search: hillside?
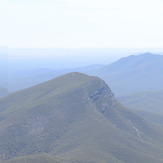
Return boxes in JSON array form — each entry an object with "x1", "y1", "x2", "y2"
[
  {"x1": 97, "y1": 53, "x2": 163, "y2": 96},
  {"x1": 135, "y1": 110, "x2": 163, "y2": 125},
  {"x1": 0, "y1": 72, "x2": 163, "y2": 163},
  {"x1": 0, "y1": 87, "x2": 8, "y2": 97},
  {"x1": 118, "y1": 90, "x2": 163, "y2": 114}
]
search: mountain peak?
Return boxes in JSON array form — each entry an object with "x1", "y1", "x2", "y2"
[
  {"x1": 136, "y1": 52, "x2": 163, "y2": 60},
  {"x1": 98, "y1": 52, "x2": 163, "y2": 95},
  {"x1": 137, "y1": 52, "x2": 158, "y2": 58},
  {"x1": 139, "y1": 52, "x2": 152, "y2": 56}
]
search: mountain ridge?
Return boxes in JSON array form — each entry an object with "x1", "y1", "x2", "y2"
[
  {"x1": 97, "y1": 53, "x2": 163, "y2": 95},
  {"x1": 0, "y1": 72, "x2": 163, "y2": 163},
  {"x1": 2, "y1": 52, "x2": 163, "y2": 96},
  {"x1": 118, "y1": 90, "x2": 163, "y2": 115}
]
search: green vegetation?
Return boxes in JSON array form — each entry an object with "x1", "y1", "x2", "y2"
[
  {"x1": 0, "y1": 72, "x2": 163, "y2": 163},
  {"x1": 135, "y1": 110, "x2": 163, "y2": 125},
  {"x1": 118, "y1": 91, "x2": 163, "y2": 114},
  {"x1": 118, "y1": 91, "x2": 163, "y2": 125}
]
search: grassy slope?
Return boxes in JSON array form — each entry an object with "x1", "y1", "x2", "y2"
[
  {"x1": 134, "y1": 110, "x2": 163, "y2": 125},
  {"x1": 118, "y1": 91, "x2": 163, "y2": 114},
  {"x1": 2, "y1": 154, "x2": 68, "y2": 163},
  {"x1": 0, "y1": 72, "x2": 163, "y2": 163}
]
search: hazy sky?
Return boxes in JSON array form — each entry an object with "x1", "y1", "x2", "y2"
[{"x1": 1, "y1": 0, "x2": 163, "y2": 48}]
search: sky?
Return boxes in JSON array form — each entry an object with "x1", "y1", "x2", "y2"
[{"x1": 1, "y1": 0, "x2": 163, "y2": 48}]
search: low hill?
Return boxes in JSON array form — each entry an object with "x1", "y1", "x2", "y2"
[
  {"x1": 0, "y1": 87, "x2": 8, "y2": 97},
  {"x1": 118, "y1": 90, "x2": 163, "y2": 114},
  {"x1": 134, "y1": 110, "x2": 163, "y2": 125},
  {"x1": 0, "y1": 72, "x2": 163, "y2": 163}
]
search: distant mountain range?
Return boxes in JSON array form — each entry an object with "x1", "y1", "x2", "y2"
[
  {"x1": 0, "y1": 73, "x2": 163, "y2": 163},
  {"x1": 1, "y1": 52, "x2": 163, "y2": 97},
  {"x1": 6, "y1": 64, "x2": 105, "y2": 92},
  {"x1": 97, "y1": 52, "x2": 163, "y2": 95}
]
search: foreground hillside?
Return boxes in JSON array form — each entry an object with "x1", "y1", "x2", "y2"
[{"x1": 0, "y1": 72, "x2": 163, "y2": 163}]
